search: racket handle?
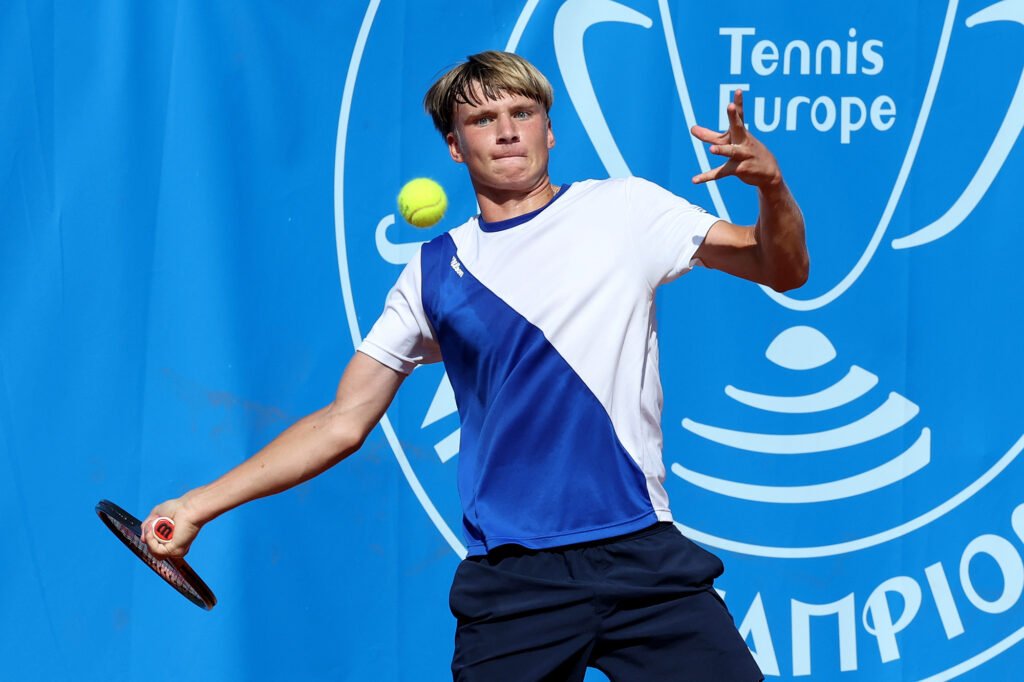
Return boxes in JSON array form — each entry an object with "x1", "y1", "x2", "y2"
[{"x1": 152, "y1": 517, "x2": 175, "y2": 543}]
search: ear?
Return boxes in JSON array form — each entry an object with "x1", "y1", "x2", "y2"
[
  {"x1": 547, "y1": 118, "x2": 555, "y2": 150},
  {"x1": 447, "y1": 130, "x2": 464, "y2": 164}
]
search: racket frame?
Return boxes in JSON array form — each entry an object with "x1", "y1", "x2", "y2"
[{"x1": 96, "y1": 499, "x2": 217, "y2": 610}]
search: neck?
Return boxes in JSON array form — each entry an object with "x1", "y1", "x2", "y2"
[{"x1": 475, "y1": 176, "x2": 558, "y2": 223}]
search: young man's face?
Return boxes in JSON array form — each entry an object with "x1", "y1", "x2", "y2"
[{"x1": 446, "y1": 87, "x2": 555, "y2": 194}]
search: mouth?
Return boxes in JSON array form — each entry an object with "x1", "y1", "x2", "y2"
[{"x1": 492, "y1": 148, "x2": 527, "y2": 159}]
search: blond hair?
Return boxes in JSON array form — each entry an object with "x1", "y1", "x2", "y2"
[{"x1": 424, "y1": 51, "x2": 554, "y2": 137}]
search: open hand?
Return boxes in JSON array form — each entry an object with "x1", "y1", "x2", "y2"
[{"x1": 691, "y1": 89, "x2": 782, "y2": 188}]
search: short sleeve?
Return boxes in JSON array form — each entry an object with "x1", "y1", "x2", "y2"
[
  {"x1": 624, "y1": 176, "x2": 721, "y2": 287},
  {"x1": 357, "y1": 248, "x2": 442, "y2": 374}
]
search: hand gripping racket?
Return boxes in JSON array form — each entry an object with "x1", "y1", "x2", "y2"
[{"x1": 95, "y1": 499, "x2": 217, "y2": 610}]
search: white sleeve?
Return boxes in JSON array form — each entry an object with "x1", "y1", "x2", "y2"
[
  {"x1": 624, "y1": 176, "x2": 721, "y2": 287},
  {"x1": 357, "y1": 248, "x2": 442, "y2": 374}
]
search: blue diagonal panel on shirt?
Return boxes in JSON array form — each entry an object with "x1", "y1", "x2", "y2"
[{"x1": 420, "y1": 234, "x2": 658, "y2": 555}]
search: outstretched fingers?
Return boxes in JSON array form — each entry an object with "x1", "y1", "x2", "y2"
[
  {"x1": 728, "y1": 90, "x2": 748, "y2": 142},
  {"x1": 693, "y1": 159, "x2": 738, "y2": 185},
  {"x1": 690, "y1": 124, "x2": 729, "y2": 145},
  {"x1": 690, "y1": 89, "x2": 758, "y2": 184},
  {"x1": 709, "y1": 142, "x2": 742, "y2": 158}
]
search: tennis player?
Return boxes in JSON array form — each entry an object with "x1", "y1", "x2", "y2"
[{"x1": 145, "y1": 51, "x2": 807, "y2": 681}]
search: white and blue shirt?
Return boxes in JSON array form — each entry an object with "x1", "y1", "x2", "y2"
[{"x1": 358, "y1": 177, "x2": 720, "y2": 556}]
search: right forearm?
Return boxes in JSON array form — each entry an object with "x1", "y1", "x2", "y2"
[
  {"x1": 180, "y1": 405, "x2": 360, "y2": 525},
  {"x1": 143, "y1": 353, "x2": 405, "y2": 559}
]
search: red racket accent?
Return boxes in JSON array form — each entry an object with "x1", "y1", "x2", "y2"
[{"x1": 153, "y1": 517, "x2": 175, "y2": 542}]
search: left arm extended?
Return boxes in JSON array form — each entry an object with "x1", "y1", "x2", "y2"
[{"x1": 690, "y1": 90, "x2": 809, "y2": 292}]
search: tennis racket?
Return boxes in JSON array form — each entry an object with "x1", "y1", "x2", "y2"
[{"x1": 95, "y1": 499, "x2": 217, "y2": 610}]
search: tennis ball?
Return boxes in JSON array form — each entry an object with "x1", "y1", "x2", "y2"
[{"x1": 398, "y1": 177, "x2": 447, "y2": 228}]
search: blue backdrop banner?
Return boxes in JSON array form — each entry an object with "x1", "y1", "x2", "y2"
[{"x1": 3, "y1": 1, "x2": 1023, "y2": 680}]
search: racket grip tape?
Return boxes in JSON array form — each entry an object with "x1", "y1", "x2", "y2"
[{"x1": 152, "y1": 517, "x2": 175, "y2": 542}]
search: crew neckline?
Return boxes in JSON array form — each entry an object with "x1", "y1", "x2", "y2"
[{"x1": 477, "y1": 183, "x2": 572, "y2": 233}]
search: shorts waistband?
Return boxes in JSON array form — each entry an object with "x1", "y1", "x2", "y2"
[{"x1": 476, "y1": 522, "x2": 676, "y2": 561}]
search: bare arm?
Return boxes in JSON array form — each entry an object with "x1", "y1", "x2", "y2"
[
  {"x1": 690, "y1": 90, "x2": 809, "y2": 292},
  {"x1": 143, "y1": 351, "x2": 406, "y2": 558}
]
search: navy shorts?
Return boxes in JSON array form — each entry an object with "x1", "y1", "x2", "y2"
[{"x1": 449, "y1": 522, "x2": 762, "y2": 681}]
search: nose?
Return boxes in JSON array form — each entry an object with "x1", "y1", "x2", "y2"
[{"x1": 496, "y1": 114, "x2": 519, "y2": 144}]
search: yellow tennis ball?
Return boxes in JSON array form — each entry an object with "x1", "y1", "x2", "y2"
[{"x1": 398, "y1": 178, "x2": 447, "y2": 228}]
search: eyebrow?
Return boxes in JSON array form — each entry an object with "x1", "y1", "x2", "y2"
[{"x1": 460, "y1": 99, "x2": 540, "y2": 119}]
